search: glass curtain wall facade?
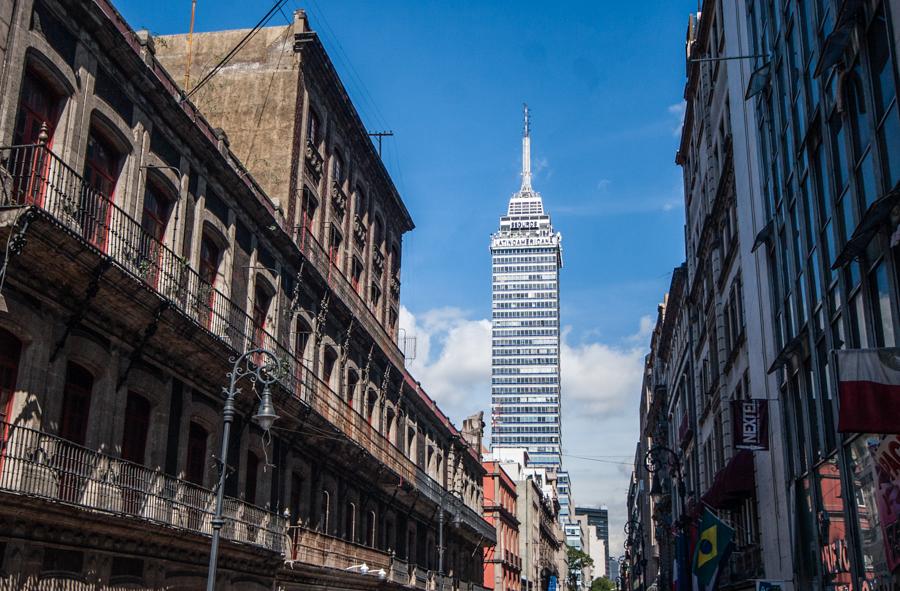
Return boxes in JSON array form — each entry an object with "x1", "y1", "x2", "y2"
[{"x1": 747, "y1": 0, "x2": 900, "y2": 588}]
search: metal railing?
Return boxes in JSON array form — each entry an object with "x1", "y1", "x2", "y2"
[
  {"x1": 0, "y1": 421, "x2": 285, "y2": 553},
  {"x1": 0, "y1": 144, "x2": 493, "y2": 541}
]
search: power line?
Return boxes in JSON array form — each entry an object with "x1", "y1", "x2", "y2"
[
  {"x1": 184, "y1": 0, "x2": 290, "y2": 101},
  {"x1": 561, "y1": 453, "x2": 634, "y2": 467}
]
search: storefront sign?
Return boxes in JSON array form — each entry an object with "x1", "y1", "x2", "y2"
[
  {"x1": 756, "y1": 582, "x2": 783, "y2": 591},
  {"x1": 872, "y1": 434, "x2": 900, "y2": 571},
  {"x1": 732, "y1": 399, "x2": 769, "y2": 450}
]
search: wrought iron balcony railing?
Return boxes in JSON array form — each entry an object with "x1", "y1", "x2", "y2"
[
  {"x1": 0, "y1": 421, "x2": 284, "y2": 553},
  {"x1": 0, "y1": 144, "x2": 494, "y2": 542}
]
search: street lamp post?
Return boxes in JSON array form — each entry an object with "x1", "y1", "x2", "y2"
[
  {"x1": 206, "y1": 348, "x2": 281, "y2": 591},
  {"x1": 644, "y1": 446, "x2": 686, "y2": 520},
  {"x1": 644, "y1": 446, "x2": 687, "y2": 591}
]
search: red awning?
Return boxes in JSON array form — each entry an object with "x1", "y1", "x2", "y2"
[{"x1": 701, "y1": 450, "x2": 755, "y2": 509}]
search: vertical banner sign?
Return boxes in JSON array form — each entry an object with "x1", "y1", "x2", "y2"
[{"x1": 732, "y1": 399, "x2": 769, "y2": 450}]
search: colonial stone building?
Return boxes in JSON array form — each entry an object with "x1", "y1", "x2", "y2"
[{"x1": 0, "y1": 0, "x2": 494, "y2": 590}]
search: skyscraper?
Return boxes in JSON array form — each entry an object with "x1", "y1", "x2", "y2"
[{"x1": 490, "y1": 106, "x2": 570, "y2": 519}]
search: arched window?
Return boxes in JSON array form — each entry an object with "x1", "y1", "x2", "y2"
[
  {"x1": 372, "y1": 217, "x2": 383, "y2": 250},
  {"x1": 385, "y1": 407, "x2": 396, "y2": 443},
  {"x1": 332, "y1": 152, "x2": 344, "y2": 185},
  {"x1": 322, "y1": 347, "x2": 338, "y2": 389},
  {"x1": 289, "y1": 471, "x2": 304, "y2": 525},
  {"x1": 406, "y1": 526, "x2": 416, "y2": 562},
  {"x1": 185, "y1": 421, "x2": 208, "y2": 485},
  {"x1": 308, "y1": 111, "x2": 320, "y2": 146},
  {"x1": 141, "y1": 180, "x2": 173, "y2": 243},
  {"x1": 346, "y1": 370, "x2": 358, "y2": 409},
  {"x1": 320, "y1": 489, "x2": 331, "y2": 533},
  {"x1": 355, "y1": 188, "x2": 367, "y2": 217},
  {"x1": 60, "y1": 362, "x2": 93, "y2": 445},
  {"x1": 140, "y1": 179, "x2": 175, "y2": 287},
  {"x1": 299, "y1": 187, "x2": 318, "y2": 242},
  {"x1": 12, "y1": 69, "x2": 64, "y2": 206},
  {"x1": 14, "y1": 69, "x2": 63, "y2": 146},
  {"x1": 121, "y1": 391, "x2": 150, "y2": 464},
  {"x1": 295, "y1": 319, "x2": 312, "y2": 362},
  {"x1": 390, "y1": 243, "x2": 401, "y2": 276},
  {"x1": 384, "y1": 517, "x2": 395, "y2": 553},
  {"x1": 82, "y1": 129, "x2": 121, "y2": 251},
  {"x1": 344, "y1": 501, "x2": 356, "y2": 541},
  {"x1": 198, "y1": 232, "x2": 222, "y2": 328},
  {"x1": 366, "y1": 390, "x2": 378, "y2": 427},
  {"x1": 252, "y1": 282, "x2": 272, "y2": 351},
  {"x1": 407, "y1": 426, "x2": 416, "y2": 458},
  {"x1": 245, "y1": 450, "x2": 259, "y2": 504},
  {"x1": 365, "y1": 509, "x2": 376, "y2": 547}
]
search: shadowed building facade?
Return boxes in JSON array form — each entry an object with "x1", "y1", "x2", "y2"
[{"x1": 0, "y1": 1, "x2": 494, "y2": 589}]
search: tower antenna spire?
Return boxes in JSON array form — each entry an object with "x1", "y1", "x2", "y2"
[{"x1": 521, "y1": 103, "x2": 532, "y2": 192}]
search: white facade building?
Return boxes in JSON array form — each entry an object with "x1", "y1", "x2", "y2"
[{"x1": 490, "y1": 107, "x2": 572, "y2": 522}]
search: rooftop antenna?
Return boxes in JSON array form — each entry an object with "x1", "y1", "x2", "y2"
[
  {"x1": 184, "y1": 0, "x2": 198, "y2": 90},
  {"x1": 398, "y1": 328, "x2": 417, "y2": 361},
  {"x1": 368, "y1": 131, "x2": 394, "y2": 158},
  {"x1": 520, "y1": 103, "x2": 532, "y2": 192}
]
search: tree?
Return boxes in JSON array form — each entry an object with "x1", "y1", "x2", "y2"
[
  {"x1": 566, "y1": 544, "x2": 594, "y2": 588},
  {"x1": 590, "y1": 577, "x2": 615, "y2": 591}
]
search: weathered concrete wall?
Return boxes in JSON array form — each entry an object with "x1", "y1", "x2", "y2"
[{"x1": 156, "y1": 24, "x2": 300, "y2": 210}]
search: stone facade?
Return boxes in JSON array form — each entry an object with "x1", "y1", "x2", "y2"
[{"x1": 0, "y1": 0, "x2": 493, "y2": 590}]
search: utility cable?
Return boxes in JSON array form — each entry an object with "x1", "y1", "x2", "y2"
[{"x1": 184, "y1": 0, "x2": 290, "y2": 101}]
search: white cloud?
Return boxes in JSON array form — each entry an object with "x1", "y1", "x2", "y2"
[
  {"x1": 668, "y1": 100, "x2": 686, "y2": 137},
  {"x1": 560, "y1": 328, "x2": 645, "y2": 418},
  {"x1": 399, "y1": 306, "x2": 492, "y2": 421},
  {"x1": 400, "y1": 305, "x2": 653, "y2": 556}
]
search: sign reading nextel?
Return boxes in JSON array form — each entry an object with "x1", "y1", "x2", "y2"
[{"x1": 732, "y1": 399, "x2": 769, "y2": 451}]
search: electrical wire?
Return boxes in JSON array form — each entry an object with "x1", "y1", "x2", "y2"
[
  {"x1": 560, "y1": 453, "x2": 634, "y2": 467},
  {"x1": 184, "y1": 0, "x2": 290, "y2": 101}
]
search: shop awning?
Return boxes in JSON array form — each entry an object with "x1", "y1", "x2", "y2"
[{"x1": 701, "y1": 450, "x2": 756, "y2": 509}]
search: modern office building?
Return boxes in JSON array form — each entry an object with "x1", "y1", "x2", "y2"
[
  {"x1": 490, "y1": 107, "x2": 568, "y2": 521},
  {"x1": 574, "y1": 506, "x2": 609, "y2": 569}
]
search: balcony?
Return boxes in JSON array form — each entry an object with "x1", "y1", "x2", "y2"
[
  {"x1": 0, "y1": 144, "x2": 494, "y2": 545},
  {"x1": 373, "y1": 249, "x2": 385, "y2": 276},
  {"x1": 353, "y1": 214, "x2": 367, "y2": 246},
  {"x1": 305, "y1": 138, "x2": 324, "y2": 181},
  {"x1": 390, "y1": 274, "x2": 401, "y2": 299},
  {"x1": 288, "y1": 525, "x2": 487, "y2": 590},
  {"x1": 331, "y1": 181, "x2": 348, "y2": 217},
  {"x1": 0, "y1": 421, "x2": 284, "y2": 553}
]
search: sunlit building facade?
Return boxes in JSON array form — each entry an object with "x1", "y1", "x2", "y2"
[{"x1": 489, "y1": 108, "x2": 563, "y2": 468}]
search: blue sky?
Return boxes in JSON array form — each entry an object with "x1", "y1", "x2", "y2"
[{"x1": 118, "y1": 0, "x2": 695, "y2": 556}]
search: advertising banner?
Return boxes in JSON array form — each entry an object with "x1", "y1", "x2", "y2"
[{"x1": 732, "y1": 399, "x2": 769, "y2": 451}]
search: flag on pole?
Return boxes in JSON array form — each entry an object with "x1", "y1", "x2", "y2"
[
  {"x1": 691, "y1": 508, "x2": 734, "y2": 591},
  {"x1": 836, "y1": 348, "x2": 900, "y2": 433}
]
